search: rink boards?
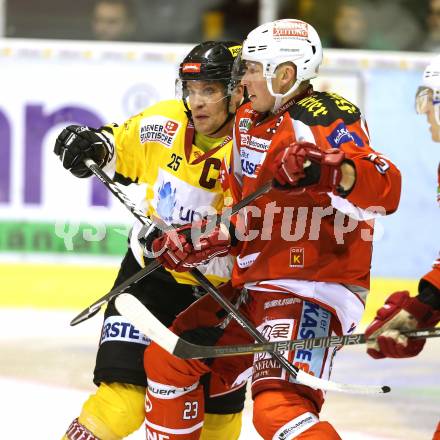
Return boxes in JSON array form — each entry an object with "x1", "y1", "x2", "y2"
[{"x1": 0, "y1": 261, "x2": 419, "y2": 326}]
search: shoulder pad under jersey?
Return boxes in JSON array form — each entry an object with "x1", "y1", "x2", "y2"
[
  {"x1": 140, "y1": 99, "x2": 187, "y2": 119},
  {"x1": 116, "y1": 99, "x2": 187, "y2": 134},
  {"x1": 289, "y1": 91, "x2": 361, "y2": 127}
]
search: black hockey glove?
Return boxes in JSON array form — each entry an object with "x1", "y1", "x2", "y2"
[
  {"x1": 54, "y1": 125, "x2": 114, "y2": 178},
  {"x1": 138, "y1": 223, "x2": 163, "y2": 259}
]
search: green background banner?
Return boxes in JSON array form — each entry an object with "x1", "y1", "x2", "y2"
[{"x1": 0, "y1": 221, "x2": 128, "y2": 255}]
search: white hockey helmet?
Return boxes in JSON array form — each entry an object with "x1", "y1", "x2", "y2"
[
  {"x1": 416, "y1": 55, "x2": 440, "y2": 124},
  {"x1": 235, "y1": 19, "x2": 323, "y2": 111}
]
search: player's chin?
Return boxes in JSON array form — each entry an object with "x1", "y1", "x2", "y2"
[
  {"x1": 249, "y1": 96, "x2": 269, "y2": 112},
  {"x1": 248, "y1": 97, "x2": 260, "y2": 110},
  {"x1": 193, "y1": 117, "x2": 211, "y2": 132}
]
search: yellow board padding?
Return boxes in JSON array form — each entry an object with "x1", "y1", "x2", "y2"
[
  {"x1": 363, "y1": 278, "x2": 419, "y2": 327},
  {"x1": 0, "y1": 263, "x2": 118, "y2": 309},
  {"x1": 0, "y1": 263, "x2": 419, "y2": 326}
]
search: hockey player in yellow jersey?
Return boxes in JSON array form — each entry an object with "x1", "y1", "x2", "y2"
[{"x1": 54, "y1": 41, "x2": 245, "y2": 440}]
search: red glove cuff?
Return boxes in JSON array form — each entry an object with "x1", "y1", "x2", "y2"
[{"x1": 404, "y1": 295, "x2": 438, "y2": 325}]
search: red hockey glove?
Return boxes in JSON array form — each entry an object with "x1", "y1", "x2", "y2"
[
  {"x1": 271, "y1": 141, "x2": 345, "y2": 194},
  {"x1": 151, "y1": 221, "x2": 231, "y2": 272},
  {"x1": 365, "y1": 291, "x2": 440, "y2": 359}
]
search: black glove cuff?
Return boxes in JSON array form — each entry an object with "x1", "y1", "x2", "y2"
[
  {"x1": 138, "y1": 224, "x2": 162, "y2": 254},
  {"x1": 418, "y1": 279, "x2": 440, "y2": 311},
  {"x1": 72, "y1": 167, "x2": 94, "y2": 178},
  {"x1": 228, "y1": 222, "x2": 239, "y2": 247}
]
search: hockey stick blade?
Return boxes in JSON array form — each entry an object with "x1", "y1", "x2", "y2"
[
  {"x1": 70, "y1": 259, "x2": 160, "y2": 326},
  {"x1": 115, "y1": 293, "x2": 180, "y2": 355},
  {"x1": 116, "y1": 293, "x2": 390, "y2": 395}
]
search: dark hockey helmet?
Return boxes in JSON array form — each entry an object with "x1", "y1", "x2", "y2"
[{"x1": 176, "y1": 41, "x2": 242, "y2": 104}]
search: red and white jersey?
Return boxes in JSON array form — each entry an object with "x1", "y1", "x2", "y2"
[
  {"x1": 228, "y1": 89, "x2": 402, "y2": 290},
  {"x1": 421, "y1": 162, "x2": 440, "y2": 290}
]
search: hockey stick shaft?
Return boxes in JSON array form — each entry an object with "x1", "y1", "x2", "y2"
[
  {"x1": 172, "y1": 327, "x2": 440, "y2": 359},
  {"x1": 115, "y1": 295, "x2": 439, "y2": 359},
  {"x1": 85, "y1": 159, "x2": 154, "y2": 227},
  {"x1": 116, "y1": 293, "x2": 391, "y2": 394},
  {"x1": 70, "y1": 161, "x2": 271, "y2": 326}
]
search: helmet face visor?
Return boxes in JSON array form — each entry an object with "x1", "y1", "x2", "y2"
[
  {"x1": 175, "y1": 79, "x2": 230, "y2": 106},
  {"x1": 415, "y1": 86, "x2": 433, "y2": 114},
  {"x1": 231, "y1": 51, "x2": 247, "y2": 85},
  {"x1": 233, "y1": 50, "x2": 277, "y2": 82}
]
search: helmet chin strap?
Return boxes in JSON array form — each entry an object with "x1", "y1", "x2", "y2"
[
  {"x1": 435, "y1": 102, "x2": 440, "y2": 126},
  {"x1": 267, "y1": 78, "x2": 302, "y2": 113},
  {"x1": 207, "y1": 111, "x2": 234, "y2": 136},
  {"x1": 210, "y1": 91, "x2": 247, "y2": 135}
]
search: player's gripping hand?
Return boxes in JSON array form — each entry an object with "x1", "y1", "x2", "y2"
[
  {"x1": 365, "y1": 291, "x2": 439, "y2": 359},
  {"x1": 54, "y1": 125, "x2": 114, "y2": 178},
  {"x1": 151, "y1": 220, "x2": 231, "y2": 272},
  {"x1": 271, "y1": 141, "x2": 345, "y2": 194}
]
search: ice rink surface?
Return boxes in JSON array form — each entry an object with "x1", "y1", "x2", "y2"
[{"x1": 1, "y1": 308, "x2": 439, "y2": 440}]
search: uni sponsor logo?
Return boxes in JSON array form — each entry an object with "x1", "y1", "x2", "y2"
[
  {"x1": 228, "y1": 45, "x2": 242, "y2": 57},
  {"x1": 326, "y1": 122, "x2": 364, "y2": 148},
  {"x1": 238, "y1": 117, "x2": 252, "y2": 132},
  {"x1": 164, "y1": 120, "x2": 179, "y2": 136},
  {"x1": 347, "y1": 322, "x2": 356, "y2": 333},
  {"x1": 146, "y1": 429, "x2": 170, "y2": 440},
  {"x1": 145, "y1": 394, "x2": 153, "y2": 413},
  {"x1": 364, "y1": 153, "x2": 390, "y2": 174},
  {"x1": 290, "y1": 247, "x2": 304, "y2": 267},
  {"x1": 254, "y1": 318, "x2": 295, "y2": 365},
  {"x1": 139, "y1": 118, "x2": 180, "y2": 147},
  {"x1": 240, "y1": 134, "x2": 250, "y2": 146},
  {"x1": 327, "y1": 92, "x2": 358, "y2": 114},
  {"x1": 100, "y1": 316, "x2": 150, "y2": 345},
  {"x1": 273, "y1": 21, "x2": 308, "y2": 38},
  {"x1": 182, "y1": 62, "x2": 201, "y2": 73},
  {"x1": 260, "y1": 321, "x2": 293, "y2": 341},
  {"x1": 264, "y1": 297, "x2": 301, "y2": 310},
  {"x1": 292, "y1": 302, "x2": 331, "y2": 377},
  {"x1": 277, "y1": 414, "x2": 316, "y2": 439},
  {"x1": 236, "y1": 252, "x2": 259, "y2": 268},
  {"x1": 240, "y1": 145, "x2": 267, "y2": 178},
  {"x1": 241, "y1": 161, "x2": 261, "y2": 177},
  {"x1": 248, "y1": 136, "x2": 271, "y2": 151},
  {"x1": 147, "y1": 381, "x2": 198, "y2": 399},
  {"x1": 297, "y1": 95, "x2": 329, "y2": 117}
]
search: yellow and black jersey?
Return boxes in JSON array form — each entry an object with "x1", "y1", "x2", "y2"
[{"x1": 103, "y1": 99, "x2": 233, "y2": 285}]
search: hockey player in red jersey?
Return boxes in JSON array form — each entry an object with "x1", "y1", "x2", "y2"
[
  {"x1": 365, "y1": 56, "x2": 440, "y2": 440},
  {"x1": 144, "y1": 19, "x2": 402, "y2": 439}
]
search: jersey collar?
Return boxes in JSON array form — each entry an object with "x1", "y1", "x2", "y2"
[{"x1": 184, "y1": 119, "x2": 231, "y2": 164}]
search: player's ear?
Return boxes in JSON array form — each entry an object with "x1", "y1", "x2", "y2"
[
  {"x1": 280, "y1": 63, "x2": 296, "y2": 85},
  {"x1": 274, "y1": 62, "x2": 296, "y2": 95}
]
